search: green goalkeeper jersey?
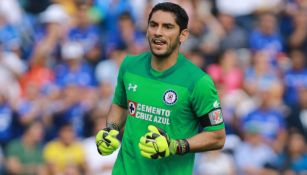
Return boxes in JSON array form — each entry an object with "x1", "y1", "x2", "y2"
[{"x1": 112, "y1": 52, "x2": 224, "y2": 175}]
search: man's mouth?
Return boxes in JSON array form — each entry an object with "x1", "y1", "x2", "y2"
[{"x1": 152, "y1": 38, "x2": 167, "y2": 46}]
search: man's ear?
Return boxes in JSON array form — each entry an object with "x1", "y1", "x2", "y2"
[{"x1": 179, "y1": 29, "x2": 189, "y2": 43}]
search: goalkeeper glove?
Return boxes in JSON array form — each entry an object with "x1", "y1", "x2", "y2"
[
  {"x1": 96, "y1": 123, "x2": 120, "y2": 156},
  {"x1": 138, "y1": 125, "x2": 190, "y2": 159}
]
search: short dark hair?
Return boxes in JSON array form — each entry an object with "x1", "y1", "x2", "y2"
[{"x1": 148, "y1": 2, "x2": 189, "y2": 32}]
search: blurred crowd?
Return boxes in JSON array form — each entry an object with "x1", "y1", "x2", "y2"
[{"x1": 0, "y1": 0, "x2": 306, "y2": 175}]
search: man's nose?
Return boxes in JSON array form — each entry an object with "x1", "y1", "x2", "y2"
[{"x1": 154, "y1": 26, "x2": 163, "y2": 36}]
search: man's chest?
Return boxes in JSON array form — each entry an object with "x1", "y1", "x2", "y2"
[{"x1": 123, "y1": 72, "x2": 191, "y2": 125}]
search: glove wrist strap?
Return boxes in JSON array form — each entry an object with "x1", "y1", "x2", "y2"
[
  {"x1": 170, "y1": 139, "x2": 190, "y2": 155},
  {"x1": 176, "y1": 139, "x2": 190, "y2": 155},
  {"x1": 106, "y1": 122, "x2": 120, "y2": 131}
]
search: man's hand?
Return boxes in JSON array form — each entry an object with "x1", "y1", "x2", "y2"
[
  {"x1": 96, "y1": 126, "x2": 120, "y2": 156},
  {"x1": 138, "y1": 125, "x2": 190, "y2": 159}
]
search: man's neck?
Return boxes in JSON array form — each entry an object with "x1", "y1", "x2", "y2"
[
  {"x1": 22, "y1": 135, "x2": 35, "y2": 149},
  {"x1": 151, "y1": 51, "x2": 179, "y2": 71}
]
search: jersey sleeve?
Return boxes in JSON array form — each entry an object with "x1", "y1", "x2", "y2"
[
  {"x1": 190, "y1": 74, "x2": 224, "y2": 131},
  {"x1": 112, "y1": 57, "x2": 128, "y2": 108},
  {"x1": 6, "y1": 140, "x2": 19, "y2": 158}
]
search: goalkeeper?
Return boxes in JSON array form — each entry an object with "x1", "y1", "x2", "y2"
[{"x1": 96, "y1": 2, "x2": 226, "y2": 175}]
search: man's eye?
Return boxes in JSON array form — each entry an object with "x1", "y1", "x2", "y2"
[
  {"x1": 149, "y1": 23, "x2": 157, "y2": 27},
  {"x1": 165, "y1": 25, "x2": 173, "y2": 29}
]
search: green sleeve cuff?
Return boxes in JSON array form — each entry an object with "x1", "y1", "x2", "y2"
[
  {"x1": 203, "y1": 123, "x2": 225, "y2": 131},
  {"x1": 112, "y1": 101, "x2": 127, "y2": 109}
]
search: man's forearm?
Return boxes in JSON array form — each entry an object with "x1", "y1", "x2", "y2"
[
  {"x1": 106, "y1": 104, "x2": 127, "y2": 131},
  {"x1": 186, "y1": 128, "x2": 226, "y2": 152}
]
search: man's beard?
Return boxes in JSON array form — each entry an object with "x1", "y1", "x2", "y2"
[{"x1": 149, "y1": 37, "x2": 180, "y2": 59}]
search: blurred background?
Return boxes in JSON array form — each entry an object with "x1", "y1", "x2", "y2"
[{"x1": 0, "y1": 0, "x2": 306, "y2": 174}]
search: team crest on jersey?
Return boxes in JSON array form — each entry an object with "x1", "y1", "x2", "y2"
[
  {"x1": 128, "y1": 100, "x2": 137, "y2": 116},
  {"x1": 163, "y1": 90, "x2": 177, "y2": 105}
]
